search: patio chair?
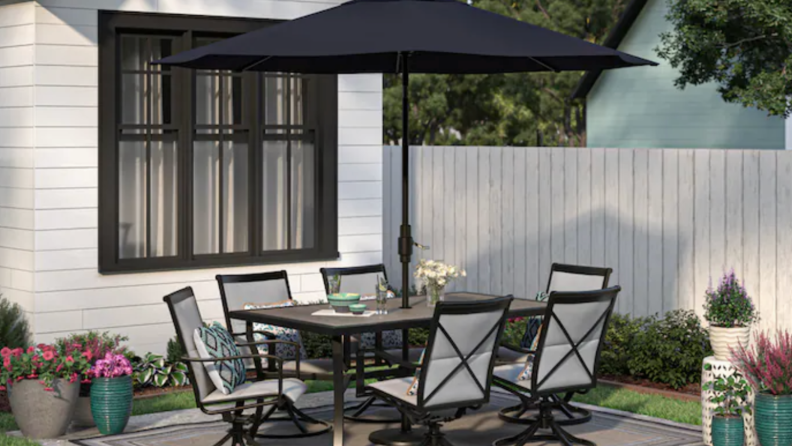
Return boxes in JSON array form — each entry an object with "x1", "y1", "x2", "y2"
[
  {"x1": 497, "y1": 263, "x2": 611, "y2": 426},
  {"x1": 365, "y1": 295, "x2": 513, "y2": 446},
  {"x1": 320, "y1": 264, "x2": 424, "y2": 423},
  {"x1": 216, "y1": 271, "x2": 333, "y2": 437},
  {"x1": 492, "y1": 287, "x2": 620, "y2": 446},
  {"x1": 163, "y1": 287, "x2": 320, "y2": 446}
]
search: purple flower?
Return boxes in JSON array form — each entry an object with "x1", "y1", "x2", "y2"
[{"x1": 90, "y1": 352, "x2": 132, "y2": 378}]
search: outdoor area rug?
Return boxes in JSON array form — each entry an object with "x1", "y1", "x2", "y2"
[{"x1": 71, "y1": 393, "x2": 704, "y2": 446}]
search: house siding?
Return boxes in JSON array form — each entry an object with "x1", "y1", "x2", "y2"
[
  {"x1": 1, "y1": 0, "x2": 383, "y2": 354},
  {"x1": 586, "y1": 0, "x2": 785, "y2": 149},
  {"x1": 0, "y1": 1, "x2": 36, "y2": 323}
]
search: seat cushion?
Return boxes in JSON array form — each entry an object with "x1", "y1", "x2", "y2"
[
  {"x1": 282, "y1": 358, "x2": 335, "y2": 377},
  {"x1": 384, "y1": 347, "x2": 425, "y2": 364},
  {"x1": 497, "y1": 346, "x2": 532, "y2": 364},
  {"x1": 203, "y1": 378, "x2": 306, "y2": 405},
  {"x1": 493, "y1": 363, "x2": 533, "y2": 391},
  {"x1": 367, "y1": 377, "x2": 418, "y2": 407},
  {"x1": 194, "y1": 322, "x2": 247, "y2": 395}
]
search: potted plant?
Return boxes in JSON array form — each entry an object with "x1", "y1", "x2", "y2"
[
  {"x1": 414, "y1": 259, "x2": 466, "y2": 307},
  {"x1": 56, "y1": 332, "x2": 128, "y2": 427},
  {"x1": 705, "y1": 366, "x2": 751, "y2": 446},
  {"x1": 703, "y1": 270, "x2": 758, "y2": 360},
  {"x1": 90, "y1": 352, "x2": 134, "y2": 435},
  {"x1": 0, "y1": 344, "x2": 90, "y2": 439},
  {"x1": 734, "y1": 331, "x2": 792, "y2": 446}
]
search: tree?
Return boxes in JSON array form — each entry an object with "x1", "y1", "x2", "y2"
[
  {"x1": 657, "y1": 0, "x2": 792, "y2": 118},
  {"x1": 382, "y1": 0, "x2": 628, "y2": 147}
]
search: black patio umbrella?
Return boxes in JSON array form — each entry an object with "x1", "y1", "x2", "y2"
[{"x1": 156, "y1": 0, "x2": 656, "y2": 312}]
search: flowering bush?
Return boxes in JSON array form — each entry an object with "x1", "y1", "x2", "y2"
[
  {"x1": 703, "y1": 270, "x2": 758, "y2": 328},
  {"x1": 56, "y1": 331, "x2": 128, "y2": 367},
  {"x1": 414, "y1": 259, "x2": 466, "y2": 290},
  {"x1": 89, "y1": 352, "x2": 132, "y2": 379},
  {"x1": 0, "y1": 344, "x2": 91, "y2": 391},
  {"x1": 734, "y1": 330, "x2": 792, "y2": 396}
]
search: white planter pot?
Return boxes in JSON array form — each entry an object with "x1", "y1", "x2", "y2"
[{"x1": 709, "y1": 326, "x2": 751, "y2": 361}]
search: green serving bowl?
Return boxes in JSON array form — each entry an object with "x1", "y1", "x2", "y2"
[
  {"x1": 349, "y1": 304, "x2": 367, "y2": 315},
  {"x1": 327, "y1": 293, "x2": 361, "y2": 313}
]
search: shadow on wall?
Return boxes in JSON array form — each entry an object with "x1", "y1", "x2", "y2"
[{"x1": 390, "y1": 205, "x2": 691, "y2": 319}]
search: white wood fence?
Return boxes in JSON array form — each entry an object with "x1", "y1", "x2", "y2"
[{"x1": 383, "y1": 146, "x2": 792, "y2": 333}]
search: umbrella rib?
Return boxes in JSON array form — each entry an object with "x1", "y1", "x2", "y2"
[
  {"x1": 241, "y1": 55, "x2": 274, "y2": 72},
  {"x1": 527, "y1": 56, "x2": 558, "y2": 72}
]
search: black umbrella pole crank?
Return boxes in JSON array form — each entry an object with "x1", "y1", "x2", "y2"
[{"x1": 399, "y1": 53, "x2": 412, "y2": 311}]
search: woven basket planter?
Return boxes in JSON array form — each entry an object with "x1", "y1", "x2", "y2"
[
  {"x1": 90, "y1": 376, "x2": 133, "y2": 435},
  {"x1": 709, "y1": 326, "x2": 750, "y2": 361}
]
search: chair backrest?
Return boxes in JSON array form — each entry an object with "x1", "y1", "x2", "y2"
[
  {"x1": 546, "y1": 263, "x2": 612, "y2": 293},
  {"x1": 320, "y1": 264, "x2": 388, "y2": 295},
  {"x1": 163, "y1": 287, "x2": 216, "y2": 404},
  {"x1": 216, "y1": 271, "x2": 293, "y2": 335},
  {"x1": 531, "y1": 286, "x2": 620, "y2": 395},
  {"x1": 417, "y1": 295, "x2": 513, "y2": 411}
]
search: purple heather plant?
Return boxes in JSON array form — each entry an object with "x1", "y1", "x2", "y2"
[
  {"x1": 733, "y1": 331, "x2": 792, "y2": 396},
  {"x1": 703, "y1": 269, "x2": 757, "y2": 328},
  {"x1": 89, "y1": 352, "x2": 133, "y2": 379}
]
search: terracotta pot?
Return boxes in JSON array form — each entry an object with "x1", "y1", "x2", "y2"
[
  {"x1": 8, "y1": 378, "x2": 79, "y2": 439},
  {"x1": 709, "y1": 326, "x2": 750, "y2": 361}
]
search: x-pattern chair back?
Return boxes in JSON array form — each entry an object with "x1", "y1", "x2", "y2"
[
  {"x1": 531, "y1": 287, "x2": 619, "y2": 395},
  {"x1": 418, "y1": 296, "x2": 512, "y2": 410}
]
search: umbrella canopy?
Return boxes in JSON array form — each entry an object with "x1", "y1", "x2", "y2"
[
  {"x1": 157, "y1": 0, "x2": 655, "y2": 74},
  {"x1": 156, "y1": 0, "x2": 656, "y2": 313}
]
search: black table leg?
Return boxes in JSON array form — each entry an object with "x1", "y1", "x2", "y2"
[{"x1": 332, "y1": 335, "x2": 345, "y2": 446}]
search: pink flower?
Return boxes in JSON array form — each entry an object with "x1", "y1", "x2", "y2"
[
  {"x1": 56, "y1": 364, "x2": 63, "y2": 372},
  {"x1": 11, "y1": 348, "x2": 22, "y2": 358},
  {"x1": 82, "y1": 351, "x2": 93, "y2": 361},
  {"x1": 26, "y1": 374, "x2": 37, "y2": 379},
  {"x1": 42, "y1": 351, "x2": 54, "y2": 361},
  {"x1": 26, "y1": 346, "x2": 34, "y2": 355},
  {"x1": 0, "y1": 347, "x2": 11, "y2": 357},
  {"x1": 43, "y1": 387, "x2": 53, "y2": 392},
  {"x1": 0, "y1": 385, "x2": 6, "y2": 391},
  {"x1": 65, "y1": 356, "x2": 74, "y2": 363}
]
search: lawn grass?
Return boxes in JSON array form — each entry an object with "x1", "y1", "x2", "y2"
[{"x1": 0, "y1": 382, "x2": 703, "y2": 445}]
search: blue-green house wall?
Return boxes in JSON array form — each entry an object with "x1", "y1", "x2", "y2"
[{"x1": 586, "y1": 0, "x2": 785, "y2": 149}]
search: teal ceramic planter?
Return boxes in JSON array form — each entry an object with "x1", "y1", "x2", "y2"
[
  {"x1": 755, "y1": 392, "x2": 792, "y2": 446},
  {"x1": 712, "y1": 416, "x2": 744, "y2": 446},
  {"x1": 90, "y1": 376, "x2": 133, "y2": 435}
]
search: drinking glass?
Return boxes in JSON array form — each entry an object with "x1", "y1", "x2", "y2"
[{"x1": 376, "y1": 288, "x2": 389, "y2": 315}]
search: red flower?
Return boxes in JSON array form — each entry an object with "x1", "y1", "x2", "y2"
[
  {"x1": 26, "y1": 374, "x2": 37, "y2": 379},
  {"x1": 3, "y1": 357, "x2": 10, "y2": 371},
  {"x1": 56, "y1": 364, "x2": 63, "y2": 372},
  {"x1": 26, "y1": 346, "x2": 34, "y2": 354},
  {"x1": 0, "y1": 347, "x2": 11, "y2": 357},
  {"x1": 31, "y1": 355, "x2": 39, "y2": 362},
  {"x1": 69, "y1": 374, "x2": 78, "y2": 383},
  {"x1": 43, "y1": 387, "x2": 53, "y2": 392},
  {"x1": 42, "y1": 351, "x2": 55, "y2": 361},
  {"x1": 11, "y1": 348, "x2": 22, "y2": 358},
  {"x1": 82, "y1": 351, "x2": 93, "y2": 361},
  {"x1": 16, "y1": 376, "x2": 23, "y2": 382},
  {"x1": 0, "y1": 385, "x2": 6, "y2": 391},
  {"x1": 65, "y1": 356, "x2": 74, "y2": 363}
]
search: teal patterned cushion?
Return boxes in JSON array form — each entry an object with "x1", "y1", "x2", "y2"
[
  {"x1": 244, "y1": 301, "x2": 307, "y2": 366},
  {"x1": 194, "y1": 322, "x2": 246, "y2": 395}
]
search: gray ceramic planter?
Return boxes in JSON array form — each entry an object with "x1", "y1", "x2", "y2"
[{"x1": 8, "y1": 378, "x2": 79, "y2": 439}]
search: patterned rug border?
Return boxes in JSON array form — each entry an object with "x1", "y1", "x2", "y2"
[{"x1": 69, "y1": 392, "x2": 702, "y2": 446}]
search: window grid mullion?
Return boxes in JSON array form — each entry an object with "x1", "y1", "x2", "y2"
[
  {"x1": 286, "y1": 75, "x2": 292, "y2": 250},
  {"x1": 218, "y1": 72, "x2": 225, "y2": 255},
  {"x1": 145, "y1": 37, "x2": 153, "y2": 258}
]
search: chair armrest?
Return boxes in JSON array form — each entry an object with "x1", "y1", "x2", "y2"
[
  {"x1": 360, "y1": 348, "x2": 419, "y2": 370},
  {"x1": 230, "y1": 330, "x2": 277, "y2": 339},
  {"x1": 235, "y1": 339, "x2": 300, "y2": 349},
  {"x1": 182, "y1": 353, "x2": 284, "y2": 366}
]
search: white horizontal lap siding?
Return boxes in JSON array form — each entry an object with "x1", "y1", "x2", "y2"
[
  {"x1": 0, "y1": 2, "x2": 35, "y2": 317},
  {"x1": 30, "y1": 2, "x2": 383, "y2": 352}
]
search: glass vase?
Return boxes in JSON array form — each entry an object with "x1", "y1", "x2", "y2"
[{"x1": 427, "y1": 284, "x2": 445, "y2": 307}]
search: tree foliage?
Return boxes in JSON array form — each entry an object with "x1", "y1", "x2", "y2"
[
  {"x1": 657, "y1": 0, "x2": 792, "y2": 117},
  {"x1": 383, "y1": 0, "x2": 628, "y2": 147}
]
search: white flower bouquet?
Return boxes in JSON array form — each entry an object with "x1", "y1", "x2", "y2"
[{"x1": 414, "y1": 259, "x2": 466, "y2": 306}]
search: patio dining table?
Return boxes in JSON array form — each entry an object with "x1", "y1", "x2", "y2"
[{"x1": 229, "y1": 292, "x2": 546, "y2": 446}]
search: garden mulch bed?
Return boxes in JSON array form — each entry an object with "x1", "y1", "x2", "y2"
[{"x1": 599, "y1": 375, "x2": 701, "y2": 403}]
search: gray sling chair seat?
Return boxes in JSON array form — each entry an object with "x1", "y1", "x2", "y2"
[
  {"x1": 163, "y1": 287, "x2": 318, "y2": 446},
  {"x1": 216, "y1": 271, "x2": 332, "y2": 438},
  {"x1": 497, "y1": 263, "x2": 611, "y2": 427},
  {"x1": 492, "y1": 287, "x2": 620, "y2": 446},
  {"x1": 320, "y1": 264, "x2": 425, "y2": 423},
  {"x1": 364, "y1": 295, "x2": 514, "y2": 446}
]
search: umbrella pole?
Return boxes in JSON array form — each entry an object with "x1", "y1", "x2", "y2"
[{"x1": 399, "y1": 54, "x2": 412, "y2": 310}]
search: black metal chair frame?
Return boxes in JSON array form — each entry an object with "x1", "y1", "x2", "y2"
[
  {"x1": 366, "y1": 296, "x2": 513, "y2": 446},
  {"x1": 164, "y1": 287, "x2": 329, "y2": 446},
  {"x1": 215, "y1": 273, "x2": 332, "y2": 438},
  {"x1": 320, "y1": 264, "x2": 415, "y2": 423},
  {"x1": 498, "y1": 263, "x2": 612, "y2": 427},
  {"x1": 493, "y1": 287, "x2": 619, "y2": 446}
]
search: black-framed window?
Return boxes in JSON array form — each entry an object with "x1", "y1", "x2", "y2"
[{"x1": 99, "y1": 12, "x2": 338, "y2": 273}]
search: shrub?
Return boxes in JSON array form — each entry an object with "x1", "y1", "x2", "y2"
[
  {"x1": 627, "y1": 310, "x2": 712, "y2": 389},
  {"x1": 300, "y1": 331, "x2": 333, "y2": 359},
  {"x1": 599, "y1": 313, "x2": 646, "y2": 377},
  {"x1": 55, "y1": 331, "x2": 128, "y2": 365},
  {"x1": 0, "y1": 296, "x2": 30, "y2": 350},
  {"x1": 166, "y1": 336, "x2": 186, "y2": 365},
  {"x1": 703, "y1": 270, "x2": 758, "y2": 328},
  {"x1": 734, "y1": 330, "x2": 792, "y2": 395}
]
